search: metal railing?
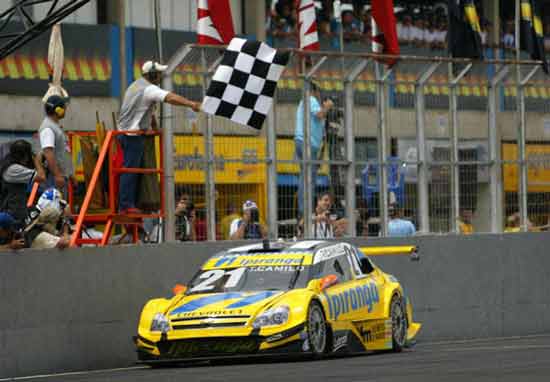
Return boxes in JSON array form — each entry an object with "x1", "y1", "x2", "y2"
[{"x1": 159, "y1": 44, "x2": 549, "y2": 241}]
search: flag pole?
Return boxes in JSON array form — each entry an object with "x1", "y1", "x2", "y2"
[{"x1": 515, "y1": 0, "x2": 528, "y2": 232}]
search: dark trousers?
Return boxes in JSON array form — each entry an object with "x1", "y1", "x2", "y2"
[{"x1": 118, "y1": 135, "x2": 144, "y2": 211}]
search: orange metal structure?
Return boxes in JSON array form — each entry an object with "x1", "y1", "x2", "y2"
[{"x1": 26, "y1": 130, "x2": 165, "y2": 247}]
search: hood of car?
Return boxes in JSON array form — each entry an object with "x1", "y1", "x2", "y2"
[{"x1": 167, "y1": 291, "x2": 284, "y2": 324}]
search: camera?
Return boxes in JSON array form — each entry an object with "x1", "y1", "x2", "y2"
[
  {"x1": 250, "y1": 208, "x2": 259, "y2": 224},
  {"x1": 185, "y1": 201, "x2": 195, "y2": 218}
]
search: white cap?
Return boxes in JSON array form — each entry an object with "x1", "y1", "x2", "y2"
[
  {"x1": 142, "y1": 61, "x2": 168, "y2": 75},
  {"x1": 242, "y1": 200, "x2": 258, "y2": 211}
]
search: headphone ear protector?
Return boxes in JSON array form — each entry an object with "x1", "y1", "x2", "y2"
[{"x1": 55, "y1": 106, "x2": 65, "y2": 118}]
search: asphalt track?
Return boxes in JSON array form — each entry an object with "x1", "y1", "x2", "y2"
[{"x1": 6, "y1": 335, "x2": 550, "y2": 382}]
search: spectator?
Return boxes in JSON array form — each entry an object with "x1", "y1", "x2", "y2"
[
  {"x1": 117, "y1": 61, "x2": 201, "y2": 215},
  {"x1": 502, "y1": 20, "x2": 515, "y2": 49},
  {"x1": 342, "y1": 9, "x2": 361, "y2": 42},
  {"x1": 175, "y1": 194, "x2": 196, "y2": 242},
  {"x1": 410, "y1": 18, "x2": 426, "y2": 47},
  {"x1": 397, "y1": 15, "x2": 413, "y2": 45},
  {"x1": 424, "y1": 21, "x2": 436, "y2": 49},
  {"x1": 272, "y1": 4, "x2": 296, "y2": 40},
  {"x1": 544, "y1": 23, "x2": 550, "y2": 52},
  {"x1": 387, "y1": 204, "x2": 415, "y2": 237},
  {"x1": 229, "y1": 200, "x2": 267, "y2": 240},
  {"x1": 39, "y1": 95, "x2": 73, "y2": 197},
  {"x1": 0, "y1": 140, "x2": 46, "y2": 227},
  {"x1": 294, "y1": 81, "x2": 333, "y2": 217},
  {"x1": 23, "y1": 188, "x2": 69, "y2": 249},
  {"x1": 220, "y1": 202, "x2": 241, "y2": 240},
  {"x1": 458, "y1": 209, "x2": 474, "y2": 235},
  {"x1": 434, "y1": 19, "x2": 448, "y2": 50},
  {"x1": 0, "y1": 212, "x2": 25, "y2": 251},
  {"x1": 303, "y1": 191, "x2": 347, "y2": 239},
  {"x1": 504, "y1": 213, "x2": 520, "y2": 233}
]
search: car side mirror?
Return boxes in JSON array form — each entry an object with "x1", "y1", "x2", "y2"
[
  {"x1": 172, "y1": 284, "x2": 187, "y2": 295},
  {"x1": 410, "y1": 248, "x2": 420, "y2": 262},
  {"x1": 319, "y1": 274, "x2": 339, "y2": 291}
]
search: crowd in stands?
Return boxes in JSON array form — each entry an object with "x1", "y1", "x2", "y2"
[{"x1": 267, "y1": 0, "x2": 550, "y2": 52}]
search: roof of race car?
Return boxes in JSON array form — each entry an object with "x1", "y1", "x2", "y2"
[{"x1": 202, "y1": 240, "x2": 350, "y2": 270}]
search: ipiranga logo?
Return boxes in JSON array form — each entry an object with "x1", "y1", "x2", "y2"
[{"x1": 324, "y1": 283, "x2": 380, "y2": 320}]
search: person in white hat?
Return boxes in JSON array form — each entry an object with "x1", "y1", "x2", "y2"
[
  {"x1": 117, "y1": 60, "x2": 201, "y2": 214},
  {"x1": 229, "y1": 200, "x2": 267, "y2": 240}
]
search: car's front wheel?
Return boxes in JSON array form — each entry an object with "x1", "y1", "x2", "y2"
[
  {"x1": 307, "y1": 300, "x2": 327, "y2": 355},
  {"x1": 390, "y1": 294, "x2": 407, "y2": 352}
]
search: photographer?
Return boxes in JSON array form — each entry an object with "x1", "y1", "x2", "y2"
[
  {"x1": 229, "y1": 200, "x2": 267, "y2": 240},
  {"x1": 175, "y1": 194, "x2": 196, "y2": 242},
  {"x1": 0, "y1": 212, "x2": 26, "y2": 251},
  {"x1": 301, "y1": 192, "x2": 348, "y2": 239}
]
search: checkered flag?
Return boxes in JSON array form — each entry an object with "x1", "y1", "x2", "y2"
[{"x1": 202, "y1": 38, "x2": 290, "y2": 130}]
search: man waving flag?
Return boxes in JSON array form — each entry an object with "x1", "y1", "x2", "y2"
[
  {"x1": 371, "y1": 0, "x2": 400, "y2": 66},
  {"x1": 197, "y1": 0, "x2": 235, "y2": 45},
  {"x1": 296, "y1": 0, "x2": 320, "y2": 51}
]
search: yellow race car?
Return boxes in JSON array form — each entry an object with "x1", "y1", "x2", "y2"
[{"x1": 135, "y1": 240, "x2": 421, "y2": 363}]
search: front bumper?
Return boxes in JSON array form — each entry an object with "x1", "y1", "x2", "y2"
[{"x1": 135, "y1": 324, "x2": 305, "y2": 362}]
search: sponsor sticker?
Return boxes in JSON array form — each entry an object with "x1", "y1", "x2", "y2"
[{"x1": 324, "y1": 282, "x2": 380, "y2": 320}]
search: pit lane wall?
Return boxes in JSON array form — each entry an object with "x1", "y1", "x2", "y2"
[{"x1": 1, "y1": 234, "x2": 550, "y2": 378}]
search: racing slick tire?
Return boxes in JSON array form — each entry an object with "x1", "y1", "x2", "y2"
[
  {"x1": 306, "y1": 300, "x2": 328, "y2": 356},
  {"x1": 390, "y1": 294, "x2": 407, "y2": 352}
]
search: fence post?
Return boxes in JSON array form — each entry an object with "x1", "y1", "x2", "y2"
[
  {"x1": 302, "y1": 77, "x2": 313, "y2": 238},
  {"x1": 266, "y1": 95, "x2": 278, "y2": 240},
  {"x1": 415, "y1": 63, "x2": 440, "y2": 234},
  {"x1": 375, "y1": 62, "x2": 389, "y2": 237},
  {"x1": 448, "y1": 63, "x2": 472, "y2": 234},
  {"x1": 200, "y1": 50, "x2": 217, "y2": 241},
  {"x1": 488, "y1": 65, "x2": 508, "y2": 233}
]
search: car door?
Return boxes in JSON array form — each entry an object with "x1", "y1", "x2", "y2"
[{"x1": 349, "y1": 245, "x2": 385, "y2": 319}]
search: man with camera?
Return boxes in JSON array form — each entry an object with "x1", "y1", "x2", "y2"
[
  {"x1": 301, "y1": 192, "x2": 347, "y2": 239},
  {"x1": 175, "y1": 193, "x2": 196, "y2": 242},
  {"x1": 294, "y1": 82, "x2": 334, "y2": 218},
  {"x1": 229, "y1": 200, "x2": 267, "y2": 240}
]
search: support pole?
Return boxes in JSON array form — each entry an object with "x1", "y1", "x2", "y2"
[
  {"x1": 375, "y1": 62, "x2": 388, "y2": 236},
  {"x1": 266, "y1": 95, "x2": 278, "y2": 240},
  {"x1": 302, "y1": 77, "x2": 313, "y2": 238},
  {"x1": 154, "y1": 0, "x2": 164, "y2": 130},
  {"x1": 447, "y1": 63, "x2": 471, "y2": 233},
  {"x1": 201, "y1": 50, "x2": 216, "y2": 241},
  {"x1": 448, "y1": 63, "x2": 460, "y2": 233},
  {"x1": 415, "y1": 62, "x2": 440, "y2": 234},
  {"x1": 118, "y1": 0, "x2": 126, "y2": 98},
  {"x1": 161, "y1": 75, "x2": 176, "y2": 242},
  {"x1": 342, "y1": 59, "x2": 367, "y2": 237},
  {"x1": 515, "y1": 0, "x2": 528, "y2": 232},
  {"x1": 488, "y1": 66, "x2": 508, "y2": 233}
]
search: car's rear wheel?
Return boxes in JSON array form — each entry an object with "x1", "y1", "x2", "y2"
[
  {"x1": 390, "y1": 294, "x2": 407, "y2": 352},
  {"x1": 307, "y1": 300, "x2": 327, "y2": 355}
]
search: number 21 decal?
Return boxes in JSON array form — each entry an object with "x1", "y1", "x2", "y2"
[{"x1": 190, "y1": 267, "x2": 246, "y2": 292}]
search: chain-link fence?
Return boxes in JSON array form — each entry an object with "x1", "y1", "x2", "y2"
[{"x1": 160, "y1": 44, "x2": 550, "y2": 241}]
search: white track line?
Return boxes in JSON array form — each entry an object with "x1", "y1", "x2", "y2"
[{"x1": 0, "y1": 366, "x2": 148, "y2": 381}]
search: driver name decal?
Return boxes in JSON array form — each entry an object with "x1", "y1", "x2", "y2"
[{"x1": 324, "y1": 282, "x2": 379, "y2": 320}]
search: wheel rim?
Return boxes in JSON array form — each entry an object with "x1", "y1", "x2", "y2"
[
  {"x1": 392, "y1": 299, "x2": 406, "y2": 346},
  {"x1": 309, "y1": 305, "x2": 326, "y2": 353}
]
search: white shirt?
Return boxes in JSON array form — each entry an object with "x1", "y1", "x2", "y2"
[
  {"x1": 310, "y1": 220, "x2": 334, "y2": 239},
  {"x1": 398, "y1": 25, "x2": 412, "y2": 42},
  {"x1": 425, "y1": 30, "x2": 437, "y2": 44},
  {"x1": 410, "y1": 26, "x2": 425, "y2": 42},
  {"x1": 119, "y1": 83, "x2": 169, "y2": 132},
  {"x1": 40, "y1": 128, "x2": 56, "y2": 149}
]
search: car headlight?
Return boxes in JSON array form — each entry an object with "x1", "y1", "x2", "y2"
[
  {"x1": 150, "y1": 313, "x2": 171, "y2": 333},
  {"x1": 253, "y1": 306, "x2": 290, "y2": 329}
]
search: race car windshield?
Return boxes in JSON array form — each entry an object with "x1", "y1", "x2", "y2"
[{"x1": 186, "y1": 265, "x2": 311, "y2": 294}]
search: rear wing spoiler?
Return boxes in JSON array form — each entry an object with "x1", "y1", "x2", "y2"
[{"x1": 359, "y1": 245, "x2": 419, "y2": 261}]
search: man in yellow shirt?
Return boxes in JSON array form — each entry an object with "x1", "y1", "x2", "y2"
[
  {"x1": 220, "y1": 202, "x2": 241, "y2": 240},
  {"x1": 458, "y1": 209, "x2": 474, "y2": 235}
]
